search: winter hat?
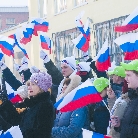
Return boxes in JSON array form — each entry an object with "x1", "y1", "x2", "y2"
[
  {"x1": 93, "y1": 77, "x2": 109, "y2": 93},
  {"x1": 30, "y1": 72, "x2": 52, "y2": 92},
  {"x1": 61, "y1": 56, "x2": 76, "y2": 71},
  {"x1": 108, "y1": 66, "x2": 126, "y2": 78},
  {"x1": 121, "y1": 60, "x2": 138, "y2": 72},
  {"x1": 77, "y1": 62, "x2": 91, "y2": 72}
]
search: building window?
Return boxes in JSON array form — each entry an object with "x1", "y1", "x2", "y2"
[
  {"x1": 74, "y1": 0, "x2": 87, "y2": 7},
  {"x1": 54, "y1": 0, "x2": 67, "y2": 14},
  {"x1": 6, "y1": 18, "x2": 15, "y2": 25}
]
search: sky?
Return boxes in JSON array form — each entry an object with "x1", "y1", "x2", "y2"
[{"x1": 0, "y1": 0, "x2": 28, "y2": 7}]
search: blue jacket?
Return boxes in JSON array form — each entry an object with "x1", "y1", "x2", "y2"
[{"x1": 51, "y1": 106, "x2": 89, "y2": 138}]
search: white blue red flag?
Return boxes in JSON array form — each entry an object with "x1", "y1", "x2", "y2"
[
  {"x1": 93, "y1": 39, "x2": 111, "y2": 71},
  {"x1": 54, "y1": 79, "x2": 102, "y2": 112},
  {"x1": 114, "y1": 32, "x2": 138, "y2": 60},
  {"x1": 0, "y1": 36, "x2": 14, "y2": 57},
  {"x1": 82, "y1": 129, "x2": 111, "y2": 138},
  {"x1": 115, "y1": 6, "x2": 138, "y2": 32}
]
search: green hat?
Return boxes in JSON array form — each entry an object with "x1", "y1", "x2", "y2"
[
  {"x1": 121, "y1": 60, "x2": 138, "y2": 72},
  {"x1": 93, "y1": 77, "x2": 109, "y2": 93},
  {"x1": 76, "y1": 60, "x2": 79, "y2": 65},
  {"x1": 108, "y1": 66, "x2": 126, "y2": 77}
]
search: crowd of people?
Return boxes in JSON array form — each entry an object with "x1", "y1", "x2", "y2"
[{"x1": 0, "y1": 50, "x2": 138, "y2": 138}]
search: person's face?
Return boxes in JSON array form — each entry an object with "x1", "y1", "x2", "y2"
[
  {"x1": 28, "y1": 82, "x2": 41, "y2": 97},
  {"x1": 100, "y1": 87, "x2": 107, "y2": 98},
  {"x1": 125, "y1": 71, "x2": 138, "y2": 89},
  {"x1": 62, "y1": 84, "x2": 68, "y2": 93},
  {"x1": 112, "y1": 75, "x2": 119, "y2": 83},
  {"x1": 61, "y1": 63, "x2": 73, "y2": 77}
]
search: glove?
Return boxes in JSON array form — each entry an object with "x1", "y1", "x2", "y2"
[
  {"x1": 17, "y1": 85, "x2": 28, "y2": 99},
  {"x1": 40, "y1": 50, "x2": 50, "y2": 63},
  {"x1": 0, "y1": 61, "x2": 7, "y2": 70},
  {"x1": 83, "y1": 51, "x2": 89, "y2": 61},
  {"x1": 14, "y1": 63, "x2": 22, "y2": 72},
  {"x1": 21, "y1": 56, "x2": 28, "y2": 71},
  {"x1": 30, "y1": 66, "x2": 40, "y2": 74}
]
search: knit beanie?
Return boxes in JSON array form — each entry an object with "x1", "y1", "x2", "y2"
[
  {"x1": 77, "y1": 62, "x2": 91, "y2": 72},
  {"x1": 30, "y1": 72, "x2": 52, "y2": 92},
  {"x1": 61, "y1": 56, "x2": 76, "y2": 71}
]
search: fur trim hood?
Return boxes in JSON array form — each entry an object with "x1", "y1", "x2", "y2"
[{"x1": 56, "y1": 75, "x2": 81, "y2": 102}]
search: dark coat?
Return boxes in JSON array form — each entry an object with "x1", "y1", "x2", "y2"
[
  {"x1": 44, "y1": 60, "x2": 64, "y2": 100},
  {"x1": 86, "y1": 58, "x2": 107, "y2": 78},
  {"x1": 0, "y1": 100, "x2": 21, "y2": 131},
  {"x1": 88, "y1": 97, "x2": 110, "y2": 135},
  {"x1": 20, "y1": 92, "x2": 54, "y2": 138},
  {"x1": 2, "y1": 68, "x2": 22, "y2": 90},
  {"x1": 115, "y1": 89, "x2": 138, "y2": 138}
]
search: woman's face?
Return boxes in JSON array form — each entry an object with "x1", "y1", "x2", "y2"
[{"x1": 28, "y1": 82, "x2": 41, "y2": 97}]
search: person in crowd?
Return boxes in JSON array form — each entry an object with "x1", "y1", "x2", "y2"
[
  {"x1": 88, "y1": 77, "x2": 110, "y2": 135},
  {"x1": 107, "y1": 66, "x2": 126, "y2": 109},
  {"x1": 111, "y1": 60, "x2": 138, "y2": 138},
  {"x1": 52, "y1": 74, "x2": 89, "y2": 138},
  {"x1": 76, "y1": 62, "x2": 91, "y2": 82},
  {"x1": 107, "y1": 82, "x2": 130, "y2": 138},
  {"x1": 0, "y1": 71, "x2": 54, "y2": 138},
  {"x1": 40, "y1": 50, "x2": 92, "y2": 99}
]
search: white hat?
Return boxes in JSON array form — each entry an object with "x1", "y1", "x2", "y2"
[
  {"x1": 61, "y1": 56, "x2": 76, "y2": 71},
  {"x1": 77, "y1": 62, "x2": 91, "y2": 72}
]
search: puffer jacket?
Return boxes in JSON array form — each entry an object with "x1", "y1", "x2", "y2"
[
  {"x1": 114, "y1": 89, "x2": 138, "y2": 138},
  {"x1": 51, "y1": 106, "x2": 89, "y2": 138},
  {"x1": 108, "y1": 93, "x2": 130, "y2": 138}
]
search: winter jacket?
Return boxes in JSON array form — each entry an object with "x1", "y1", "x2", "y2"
[
  {"x1": 52, "y1": 106, "x2": 89, "y2": 138},
  {"x1": 108, "y1": 93, "x2": 130, "y2": 138},
  {"x1": 88, "y1": 96, "x2": 110, "y2": 135},
  {"x1": 2, "y1": 67, "x2": 22, "y2": 90},
  {"x1": 115, "y1": 89, "x2": 138, "y2": 138},
  {"x1": 19, "y1": 69, "x2": 32, "y2": 83},
  {"x1": 0, "y1": 100, "x2": 21, "y2": 131},
  {"x1": 44, "y1": 60, "x2": 64, "y2": 100},
  {"x1": 19, "y1": 92, "x2": 54, "y2": 138}
]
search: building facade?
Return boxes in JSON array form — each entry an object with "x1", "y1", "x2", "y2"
[
  {"x1": 0, "y1": 0, "x2": 138, "y2": 78},
  {"x1": 0, "y1": 7, "x2": 29, "y2": 31}
]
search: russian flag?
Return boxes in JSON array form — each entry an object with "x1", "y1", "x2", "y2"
[
  {"x1": 84, "y1": 19, "x2": 90, "y2": 41},
  {"x1": 75, "y1": 11, "x2": 85, "y2": 34},
  {"x1": 0, "y1": 49, "x2": 4, "y2": 60},
  {"x1": 114, "y1": 32, "x2": 138, "y2": 60},
  {"x1": 15, "y1": 29, "x2": 29, "y2": 58},
  {"x1": 82, "y1": 129, "x2": 111, "y2": 138},
  {"x1": 93, "y1": 39, "x2": 111, "y2": 71},
  {"x1": 0, "y1": 126, "x2": 23, "y2": 138},
  {"x1": 5, "y1": 82, "x2": 23, "y2": 103},
  {"x1": 31, "y1": 18, "x2": 49, "y2": 36},
  {"x1": 72, "y1": 34, "x2": 89, "y2": 52},
  {"x1": 115, "y1": 6, "x2": 138, "y2": 32},
  {"x1": 40, "y1": 32, "x2": 52, "y2": 54},
  {"x1": 20, "y1": 23, "x2": 35, "y2": 45},
  {"x1": 54, "y1": 79, "x2": 102, "y2": 112},
  {"x1": 0, "y1": 36, "x2": 14, "y2": 56}
]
